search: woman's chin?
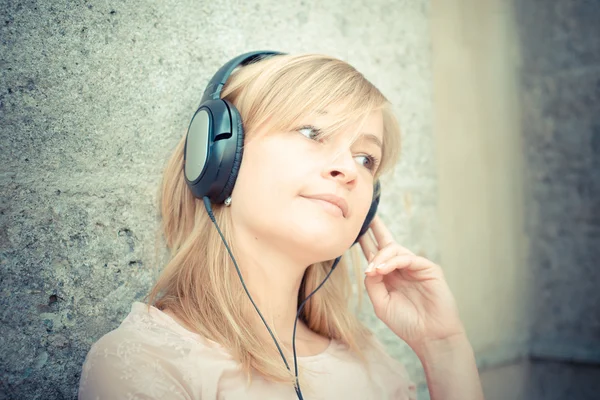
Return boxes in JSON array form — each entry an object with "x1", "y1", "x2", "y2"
[{"x1": 285, "y1": 226, "x2": 355, "y2": 259}]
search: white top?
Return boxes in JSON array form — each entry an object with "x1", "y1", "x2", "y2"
[{"x1": 78, "y1": 301, "x2": 417, "y2": 400}]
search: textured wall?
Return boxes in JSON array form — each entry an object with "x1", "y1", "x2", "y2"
[
  {"x1": 0, "y1": 1, "x2": 434, "y2": 399},
  {"x1": 516, "y1": 0, "x2": 600, "y2": 360},
  {"x1": 515, "y1": 0, "x2": 600, "y2": 398}
]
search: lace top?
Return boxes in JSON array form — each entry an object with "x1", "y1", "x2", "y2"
[{"x1": 78, "y1": 301, "x2": 417, "y2": 399}]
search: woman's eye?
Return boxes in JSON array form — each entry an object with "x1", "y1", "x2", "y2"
[
  {"x1": 355, "y1": 154, "x2": 379, "y2": 172},
  {"x1": 297, "y1": 125, "x2": 322, "y2": 141}
]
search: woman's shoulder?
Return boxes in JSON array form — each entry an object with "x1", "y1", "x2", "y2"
[
  {"x1": 84, "y1": 302, "x2": 236, "y2": 365},
  {"x1": 78, "y1": 301, "x2": 233, "y2": 400}
]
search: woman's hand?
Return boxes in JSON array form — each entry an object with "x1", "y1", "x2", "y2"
[{"x1": 358, "y1": 215, "x2": 466, "y2": 350}]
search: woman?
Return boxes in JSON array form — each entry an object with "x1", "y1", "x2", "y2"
[{"x1": 78, "y1": 52, "x2": 485, "y2": 399}]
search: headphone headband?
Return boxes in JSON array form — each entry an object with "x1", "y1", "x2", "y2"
[{"x1": 201, "y1": 51, "x2": 284, "y2": 103}]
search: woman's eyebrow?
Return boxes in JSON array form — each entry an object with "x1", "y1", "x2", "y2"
[{"x1": 357, "y1": 133, "x2": 383, "y2": 149}]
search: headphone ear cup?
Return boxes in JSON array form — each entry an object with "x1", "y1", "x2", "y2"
[
  {"x1": 217, "y1": 100, "x2": 244, "y2": 203},
  {"x1": 353, "y1": 181, "x2": 381, "y2": 245}
]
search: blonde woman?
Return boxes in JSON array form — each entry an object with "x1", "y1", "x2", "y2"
[{"x1": 78, "y1": 52, "x2": 484, "y2": 400}]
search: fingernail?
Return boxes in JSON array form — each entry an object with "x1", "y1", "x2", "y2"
[
  {"x1": 366, "y1": 262, "x2": 374, "y2": 273},
  {"x1": 375, "y1": 263, "x2": 386, "y2": 271}
]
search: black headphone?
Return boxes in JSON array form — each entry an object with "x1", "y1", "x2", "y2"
[{"x1": 183, "y1": 50, "x2": 381, "y2": 244}]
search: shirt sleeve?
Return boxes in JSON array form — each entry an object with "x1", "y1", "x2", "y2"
[{"x1": 78, "y1": 332, "x2": 192, "y2": 400}]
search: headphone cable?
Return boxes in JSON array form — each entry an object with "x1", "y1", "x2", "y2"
[
  {"x1": 292, "y1": 256, "x2": 340, "y2": 399},
  {"x1": 203, "y1": 197, "x2": 341, "y2": 400}
]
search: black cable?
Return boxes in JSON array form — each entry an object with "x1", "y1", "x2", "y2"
[
  {"x1": 203, "y1": 197, "x2": 291, "y2": 370},
  {"x1": 292, "y1": 256, "x2": 341, "y2": 399},
  {"x1": 203, "y1": 196, "x2": 341, "y2": 400}
]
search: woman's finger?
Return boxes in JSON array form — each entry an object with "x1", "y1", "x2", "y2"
[
  {"x1": 373, "y1": 255, "x2": 445, "y2": 281},
  {"x1": 370, "y1": 215, "x2": 414, "y2": 255},
  {"x1": 365, "y1": 242, "x2": 412, "y2": 272},
  {"x1": 369, "y1": 215, "x2": 395, "y2": 247},
  {"x1": 363, "y1": 270, "x2": 389, "y2": 313},
  {"x1": 365, "y1": 254, "x2": 414, "y2": 275},
  {"x1": 358, "y1": 230, "x2": 379, "y2": 261}
]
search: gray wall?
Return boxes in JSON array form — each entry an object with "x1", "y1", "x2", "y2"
[
  {"x1": 516, "y1": 0, "x2": 600, "y2": 398},
  {"x1": 0, "y1": 1, "x2": 434, "y2": 399}
]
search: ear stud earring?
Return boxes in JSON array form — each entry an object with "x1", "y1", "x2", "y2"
[{"x1": 224, "y1": 197, "x2": 232, "y2": 207}]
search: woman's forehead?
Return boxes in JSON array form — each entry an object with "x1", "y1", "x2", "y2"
[
  {"x1": 307, "y1": 108, "x2": 384, "y2": 138},
  {"x1": 248, "y1": 106, "x2": 384, "y2": 145}
]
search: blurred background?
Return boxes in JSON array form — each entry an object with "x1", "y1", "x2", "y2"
[{"x1": 1, "y1": 0, "x2": 598, "y2": 399}]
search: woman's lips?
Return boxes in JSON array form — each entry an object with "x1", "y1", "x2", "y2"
[{"x1": 301, "y1": 194, "x2": 348, "y2": 218}]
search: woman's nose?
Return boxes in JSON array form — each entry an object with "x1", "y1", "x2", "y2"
[{"x1": 321, "y1": 151, "x2": 358, "y2": 188}]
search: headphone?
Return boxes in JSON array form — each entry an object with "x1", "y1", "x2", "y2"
[{"x1": 183, "y1": 50, "x2": 381, "y2": 244}]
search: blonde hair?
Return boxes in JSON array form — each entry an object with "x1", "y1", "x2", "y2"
[{"x1": 145, "y1": 53, "x2": 402, "y2": 388}]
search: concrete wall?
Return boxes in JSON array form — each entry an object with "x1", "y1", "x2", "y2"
[
  {"x1": 515, "y1": 1, "x2": 600, "y2": 399},
  {"x1": 515, "y1": 0, "x2": 600, "y2": 362},
  {"x1": 0, "y1": 1, "x2": 434, "y2": 398}
]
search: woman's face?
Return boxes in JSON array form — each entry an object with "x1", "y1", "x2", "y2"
[{"x1": 230, "y1": 108, "x2": 385, "y2": 263}]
